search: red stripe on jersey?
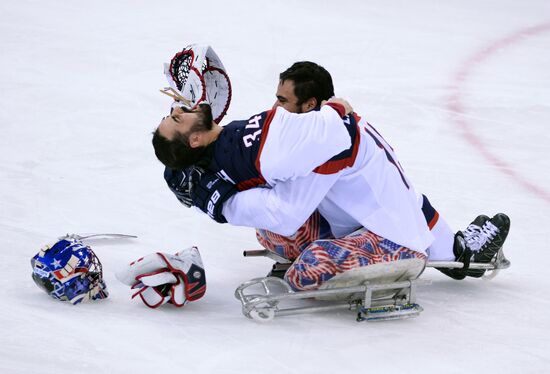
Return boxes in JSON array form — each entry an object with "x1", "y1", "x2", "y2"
[
  {"x1": 314, "y1": 113, "x2": 361, "y2": 175},
  {"x1": 324, "y1": 102, "x2": 347, "y2": 118},
  {"x1": 428, "y1": 211, "x2": 440, "y2": 230},
  {"x1": 254, "y1": 109, "x2": 277, "y2": 177},
  {"x1": 237, "y1": 176, "x2": 266, "y2": 191}
]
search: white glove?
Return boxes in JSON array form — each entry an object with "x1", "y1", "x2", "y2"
[
  {"x1": 116, "y1": 246, "x2": 206, "y2": 308},
  {"x1": 163, "y1": 44, "x2": 232, "y2": 123}
]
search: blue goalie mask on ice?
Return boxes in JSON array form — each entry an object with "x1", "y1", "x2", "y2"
[{"x1": 31, "y1": 238, "x2": 108, "y2": 304}]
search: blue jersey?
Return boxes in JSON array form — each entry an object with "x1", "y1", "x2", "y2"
[{"x1": 208, "y1": 110, "x2": 274, "y2": 191}]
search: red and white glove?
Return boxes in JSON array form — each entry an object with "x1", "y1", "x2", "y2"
[{"x1": 116, "y1": 247, "x2": 206, "y2": 308}]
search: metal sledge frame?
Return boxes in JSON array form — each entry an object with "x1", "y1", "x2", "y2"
[
  {"x1": 236, "y1": 247, "x2": 511, "y2": 321},
  {"x1": 234, "y1": 276, "x2": 431, "y2": 322}
]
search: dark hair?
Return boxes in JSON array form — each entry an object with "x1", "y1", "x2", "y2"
[
  {"x1": 152, "y1": 104, "x2": 213, "y2": 169},
  {"x1": 279, "y1": 61, "x2": 334, "y2": 106}
]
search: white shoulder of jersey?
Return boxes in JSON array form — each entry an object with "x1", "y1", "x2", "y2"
[{"x1": 259, "y1": 106, "x2": 351, "y2": 184}]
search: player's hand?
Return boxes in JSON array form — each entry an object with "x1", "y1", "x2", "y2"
[
  {"x1": 164, "y1": 167, "x2": 193, "y2": 207},
  {"x1": 321, "y1": 97, "x2": 353, "y2": 116},
  {"x1": 189, "y1": 167, "x2": 236, "y2": 223}
]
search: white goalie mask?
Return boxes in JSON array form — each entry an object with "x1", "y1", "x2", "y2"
[{"x1": 160, "y1": 44, "x2": 232, "y2": 124}]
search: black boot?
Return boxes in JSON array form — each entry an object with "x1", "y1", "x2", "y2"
[
  {"x1": 436, "y1": 215, "x2": 489, "y2": 279},
  {"x1": 437, "y1": 214, "x2": 510, "y2": 279},
  {"x1": 465, "y1": 213, "x2": 510, "y2": 277},
  {"x1": 436, "y1": 231, "x2": 474, "y2": 280}
]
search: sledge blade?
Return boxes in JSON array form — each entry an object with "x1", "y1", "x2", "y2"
[{"x1": 357, "y1": 303, "x2": 423, "y2": 322}]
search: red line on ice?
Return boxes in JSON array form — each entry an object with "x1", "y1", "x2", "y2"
[{"x1": 447, "y1": 21, "x2": 550, "y2": 203}]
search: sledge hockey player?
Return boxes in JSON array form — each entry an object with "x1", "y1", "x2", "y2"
[
  {"x1": 112, "y1": 46, "x2": 510, "y2": 319},
  {"x1": 245, "y1": 61, "x2": 511, "y2": 281},
  {"x1": 157, "y1": 60, "x2": 510, "y2": 291},
  {"x1": 152, "y1": 98, "x2": 427, "y2": 292}
]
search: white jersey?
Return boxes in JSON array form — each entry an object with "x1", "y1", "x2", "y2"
[{"x1": 222, "y1": 104, "x2": 434, "y2": 254}]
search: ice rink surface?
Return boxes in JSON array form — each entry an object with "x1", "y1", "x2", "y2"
[{"x1": 1, "y1": 0, "x2": 549, "y2": 373}]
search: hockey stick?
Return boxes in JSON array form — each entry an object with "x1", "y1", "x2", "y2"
[
  {"x1": 243, "y1": 249, "x2": 290, "y2": 263},
  {"x1": 59, "y1": 233, "x2": 137, "y2": 241},
  {"x1": 159, "y1": 87, "x2": 193, "y2": 108}
]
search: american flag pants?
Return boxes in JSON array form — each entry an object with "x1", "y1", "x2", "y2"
[{"x1": 256, "y1": 211, "x2": 426, "y2": 290}]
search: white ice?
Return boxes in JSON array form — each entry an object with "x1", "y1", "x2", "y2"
[{"x1": 1, "y1": 0, "x2": 549, "y2": 373}]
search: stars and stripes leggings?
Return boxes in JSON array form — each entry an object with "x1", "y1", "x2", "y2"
[{"x1": 256, "y1": 211, "x2": 427, "y2": 291}]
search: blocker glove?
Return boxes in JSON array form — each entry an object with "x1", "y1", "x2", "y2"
[
  {"x1": 188, "y1": 167, "x2": 237, "y2": 223},
  {"x1": 115, "y1": 247, "x2": 206, "y2": 308}
]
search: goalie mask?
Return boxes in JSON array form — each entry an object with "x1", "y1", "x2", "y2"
[
  {"x1": 31, "y1": 238, "x2": 108, "y2": 304},
  {"x1": 160, "y1": 44, "x2": 232, "y2": 124}
]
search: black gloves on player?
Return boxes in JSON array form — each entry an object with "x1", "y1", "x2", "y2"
[
  {"x1": 187, "y1": 167, "x2": 237, "y2": 223},
  {"x1": 164, "y1": 166, "x2": 237, "y2": 223},
  {"x1": 164, "y1": 167, "x2": 193, "y2": 207}
]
